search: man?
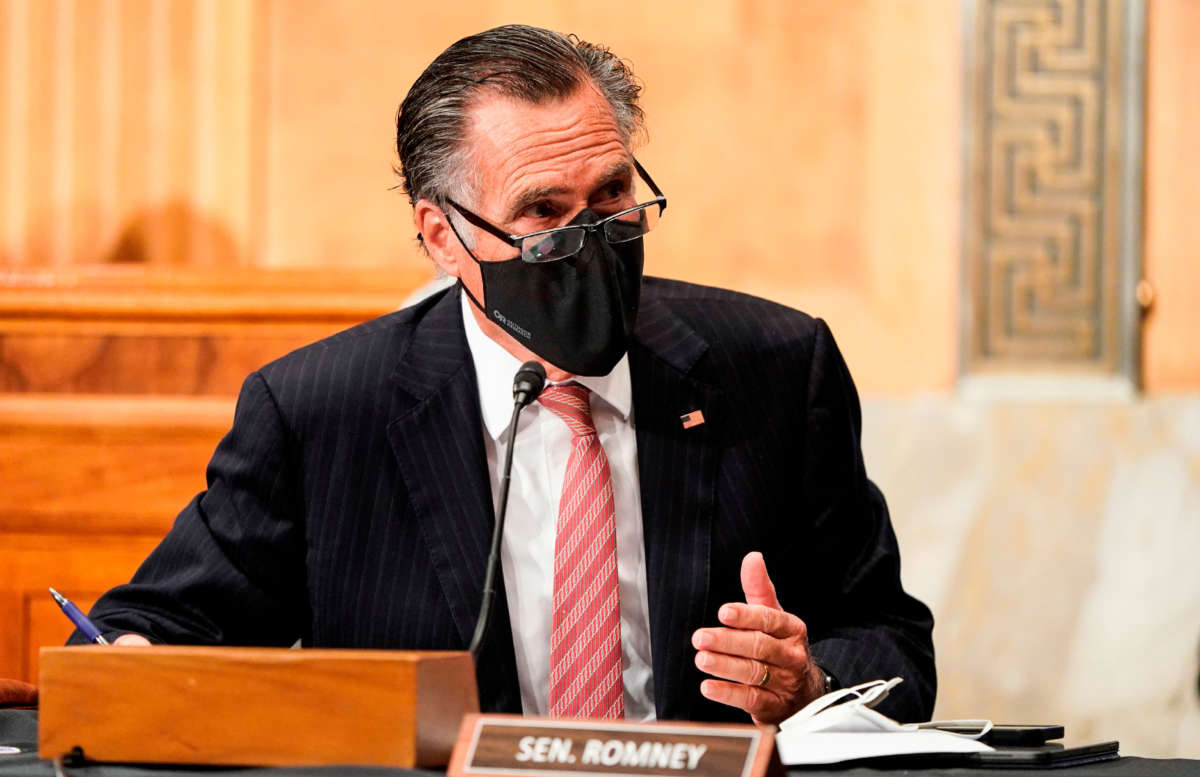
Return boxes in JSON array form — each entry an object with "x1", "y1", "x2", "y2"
[{"x1": 79, "y1": 25, "x2": 935, "y2": 725}]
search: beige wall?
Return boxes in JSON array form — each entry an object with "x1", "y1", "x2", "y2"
[
  {"x1": 865, "y1": 397, "x2": 1200, "y2": 756},
  {"x1": 1143, "y1": 0, "x2": 1200, "y2": 393},
  {"x1": 257, "y1": 0, "x2": 964, "y2": 392},
  {"x1": 0, "y1": 0, "x2": 261, "y2": 268},
  {"x1": 266, "y1": 0, "x2": 965, "y2": 394}
]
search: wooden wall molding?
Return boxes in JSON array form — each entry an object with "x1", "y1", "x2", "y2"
[
  {"x1": 0, "y1": 265, "x2": 431, "y2": 395},
  {"x1": 0, "y1": 266, "x2": 427, "y2": 323}
]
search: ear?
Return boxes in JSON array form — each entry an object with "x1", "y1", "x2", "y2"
[{"x1": 414, "y1": 198, "x2": 463, "y2": 278}]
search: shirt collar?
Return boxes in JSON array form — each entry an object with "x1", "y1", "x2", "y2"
[{"x1": 460, "y1": 289, "x2": 633, "y2": 441}]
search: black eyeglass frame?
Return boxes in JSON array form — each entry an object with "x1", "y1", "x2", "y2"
[{"x1": 444, "y1": 158, "x2": 667, "y2": 264}]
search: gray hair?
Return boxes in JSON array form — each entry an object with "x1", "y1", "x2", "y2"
[{"x1": 395, "y1": 24, "x2": 645, "y2": 214}]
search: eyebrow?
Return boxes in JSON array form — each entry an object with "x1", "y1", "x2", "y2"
[
  {"x1": 502, "y1": 160, "x2": 636, "y2": 225},
  {"x1": 504, "y1": 185, "x2": 567, "y2": 224}
]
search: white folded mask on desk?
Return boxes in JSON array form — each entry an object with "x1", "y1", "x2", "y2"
[{"x1": 775, "y1": 678, "x2": 996, "y2": 765}]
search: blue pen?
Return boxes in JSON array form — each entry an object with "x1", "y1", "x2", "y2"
[{"x1": 49, "y1": 588, "x2": 109, "y2": 645}]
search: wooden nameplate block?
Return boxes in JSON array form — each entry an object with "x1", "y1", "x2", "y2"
[
  {"x1": 39, "y1": 646, "x2": 478, "y2": 767},
  {"x1": 449, "y1": 714, "x2": 777, "y2": 777}
]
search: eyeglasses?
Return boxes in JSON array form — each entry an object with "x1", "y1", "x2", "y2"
[{"x1": 445, "y1": 159, "x2": 667, "y2": 264}]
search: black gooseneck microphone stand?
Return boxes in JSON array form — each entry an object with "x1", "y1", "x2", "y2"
[{"x1": 469, "y1": 360, "x2": 547, "y2": 658}]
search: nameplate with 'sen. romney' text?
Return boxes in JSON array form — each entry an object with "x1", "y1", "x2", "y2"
[{"x1": 448, "y1": 714, "x2": 776, "y2": 777}]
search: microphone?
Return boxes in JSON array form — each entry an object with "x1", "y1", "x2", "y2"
[
  {"x1": 469, "y1": 360, "x2": 546, "y2": 657},
  {"x1": 512, "y1": 361, "x2": 546, "y2": 408}
]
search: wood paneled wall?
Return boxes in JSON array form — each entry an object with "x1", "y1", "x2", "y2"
[
  {"x1": 0, "y1": 0, "x2": 263, "y2": 268},
  {"x1": 0, "y1": 266, "x2": 422, "y2": 394},
  {"x1": 0, "y1": 395, "x2": 227, "y2": 681},
  {"x1": 0, "y1": 266, "x2": 424, "y2": 682}
]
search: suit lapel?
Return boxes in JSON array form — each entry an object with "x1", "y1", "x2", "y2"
[
  {"x1": 385, "y1": 288, "x2": 521, "y2": 712},
  {"x1": 630, "y1": 292, "x2": 724, "y2": 720}
]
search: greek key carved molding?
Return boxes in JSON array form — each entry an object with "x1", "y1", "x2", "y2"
[{"x1": 962, "y1": 0, "x2": 1144, "y2": 391}]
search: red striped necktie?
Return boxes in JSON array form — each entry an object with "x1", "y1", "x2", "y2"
[{"x1": 537, "y1": 384, "x2": 625, "y2": 720}]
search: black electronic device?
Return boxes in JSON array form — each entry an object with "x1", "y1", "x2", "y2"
[
  {"x1": 932, "y1": 724, "x2": 1066, "y2": 747},
  {"x1": 972, "y1": 740, "x2": 1120, "y2": 769}
]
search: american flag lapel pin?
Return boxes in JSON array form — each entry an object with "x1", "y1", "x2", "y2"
[{"x1": 680, "y1": 409, "x2": 705, "y2": 429}]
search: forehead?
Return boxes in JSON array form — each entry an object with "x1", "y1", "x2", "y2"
[{"x1": 463, "y1": 85, "x2": 631, "y2": 212}]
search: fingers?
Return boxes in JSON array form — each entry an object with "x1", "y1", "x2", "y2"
[
  {"x1": 691, "y1": 604, "x2": 811, "y2": 686},
  {"x1": 695, "y1": 647, "x2": 775, "y2": 687},
  {"x1": 700, "y1": 679, "x2": 789, "y2": 725},
  {"x1": 113, "y1": 633, "x2": 152, "y2": 646},
  {"x1": 740, "y1": 551, "x2": 781, "y2": 610},
  {"x1": 692, "y1": 623, "x2": 812, "y2": 696},
  {"x1": 717, "y1": 602, "x2": 807, "y2": 639},
  {"x1": 692, "y1": 625, "x2": 796, "y2": 666}
]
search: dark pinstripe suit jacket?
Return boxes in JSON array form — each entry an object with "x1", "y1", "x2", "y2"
[{"x1": 81, "y1": 278, "x2": 936, "y2": 722}]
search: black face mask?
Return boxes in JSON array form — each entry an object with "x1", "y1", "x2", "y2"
[{"x1": 459, "y1": 208, "x2": 644, "y2": 376}]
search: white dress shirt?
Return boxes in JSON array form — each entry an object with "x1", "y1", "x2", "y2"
[{"x1": 461, "y1": 294, "x2": 657, "y2": 720}]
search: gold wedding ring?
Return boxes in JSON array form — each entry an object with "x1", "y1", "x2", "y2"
[{"x1": 756, "y1": 662, "x2": 771, "y2": 687}]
